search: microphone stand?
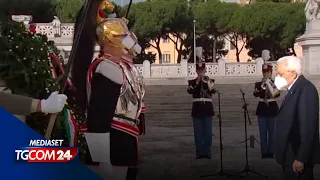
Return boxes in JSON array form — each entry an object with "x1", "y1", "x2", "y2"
[
  {"x1": 229, "y1": 90, "x2": 267, "y2": 178},
  {"x1": 200, "y1": 91, "x2": 241, "y2": 179},
  {"x1": 239, "y1": 90, "x2": 259, "y2": 146}
]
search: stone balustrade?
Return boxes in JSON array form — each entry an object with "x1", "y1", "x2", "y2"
[
  {"x1": 140, "y1": 59, "x2": 274, "y2": 78},
  {"x1": 33, "y1": 23, "x2": 275, "y2": 78},
  {"x1": 35, "y1": 23, "x2": 74, "y2": 38}
]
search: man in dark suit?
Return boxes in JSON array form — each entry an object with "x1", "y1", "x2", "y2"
[
  {"x1": 274, "y1": 56, "x2": 320, "y2": 180},
  {"x1": 187, "y1": 62, "x2": 216, "y2": 159}
]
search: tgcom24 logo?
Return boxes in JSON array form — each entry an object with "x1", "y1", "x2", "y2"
[{"x1": 14, "y1": 140, "x2": 78, "y2": 163}]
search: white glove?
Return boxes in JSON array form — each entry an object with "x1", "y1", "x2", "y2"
[
  {"x1": 40, "y1": 91, "x2": 67, "y2": 113},
  {"x1": 208, "y1": 80, "x2": 215, "y2": 91}
]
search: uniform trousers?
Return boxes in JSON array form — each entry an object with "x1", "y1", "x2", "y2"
[
  {"x1": 192, "y1": 117, "x2": 213, "y2": 156},
  {"x1": 258, "y1": 115, "x2": 275, "y2": 156}
]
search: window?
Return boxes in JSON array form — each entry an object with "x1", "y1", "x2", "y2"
[
  {"x1": 162, "y1": 37, "x2": 169, "y2": 43},
  {"x1": 230, "y1": 41, "x2": 236, "y2": 50},
  {"x1": 162, "y1": 53, "x2": 171, "y2": 63}
]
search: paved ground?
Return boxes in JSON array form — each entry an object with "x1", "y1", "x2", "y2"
[
  {"x1": 88, "y1": 121, "x2": 320, "y2": 179},
  {"x1": 86, "y1": 79, "x2": 320, "y2": 179}
]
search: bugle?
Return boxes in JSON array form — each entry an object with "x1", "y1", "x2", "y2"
[
  {"x1": 202, "y1": 75, "x2": 210, "y2": 83},
  {"x1": 261, "y1": 78, "x2": 280, "y2": 98}
]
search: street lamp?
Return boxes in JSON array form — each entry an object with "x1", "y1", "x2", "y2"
[
  {"x1": 193, "y1": 19, "x2": 196, "y2": 64},
  {"x1": 209, "y1": 35, "x2": 214, "y2": 62}
]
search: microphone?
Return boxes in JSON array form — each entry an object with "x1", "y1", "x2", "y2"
[
  {"x1": 215, "y1": 89, "x2": 220, "y2": 95},
  {"x1": 239, "y1": 88, "x2": 245, "y2": 95}
]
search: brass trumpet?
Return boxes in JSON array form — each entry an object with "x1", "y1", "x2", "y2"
[
  {"x1": 202, "y1": 75, "x2": 210, "y2": 83},
  {"x1": 201, "y1": 75, "x2": 216, "y2": 92},
  {"x1": 261, "y1": 78, "x2": 267, "y2": 90},
  {"x1": 261, "y1": 77, "x2": 279, "y2": 98}
]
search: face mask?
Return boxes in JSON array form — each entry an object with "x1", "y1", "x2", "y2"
[
  {"x1": 122, "y1": 35, "x2": 142, "y2": 55},
  {"x1": 274, "y1": 75, "x2": 288, "y2": 90}
]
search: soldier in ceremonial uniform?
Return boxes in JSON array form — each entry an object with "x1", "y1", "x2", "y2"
[
  {"x1": 187, "y1": 62, "x2": 216, "y2": 159},
  {"x1": 0, "y1": 91, "x2": 67, "y2": 115},
  {"x1": 71, "y1": 0, "x2": 144, "y2": 179},
  {"x1": 253, "y1": 63, "x2": 280, "y2": 159}
]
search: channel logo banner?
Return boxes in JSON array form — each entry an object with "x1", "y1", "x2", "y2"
[
  {"x1": 0, "y1": 107, "x2": 102, "y2": 180},
  {"x1": 15, "y1": 140, "x2": 78, "y2": 163}
]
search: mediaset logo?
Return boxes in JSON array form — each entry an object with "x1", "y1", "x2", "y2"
[{"x1": 15, "y1": 140, "x2": 78, "y2": 163}]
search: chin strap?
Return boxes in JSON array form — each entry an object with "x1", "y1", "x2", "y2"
[{"x1": 125, "y1": 0, "x2": 133, "y2": 18}]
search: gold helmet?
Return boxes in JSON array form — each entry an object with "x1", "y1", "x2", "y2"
[{"x1": 96, "y1": 0, "x2": 141, "y2": 56}]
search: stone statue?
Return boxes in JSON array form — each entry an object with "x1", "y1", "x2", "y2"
[
  {"x1": 305, "y1": 0, "x2": 320, "y2": 22},
  {"x1": 255, "y1": 49, "x2": 271, "y2": 63},
  {"x1": 11, "y1": 15, "x2": 32, "y2": 25},
  {"x1": 52, "y1": 16, "x2": 61, "y2": 37},
  {"x1": 195, "y1": 47, "x2": 203, "y2": 60}
]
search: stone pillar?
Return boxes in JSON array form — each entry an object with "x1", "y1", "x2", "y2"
[
  {"x1": 180, "y1": 59, "x2": 188, "y2": 77},
  {"x1": 296, "y1": 20, "x2": 320, "y2": 75},
  {"x1": 255, "y1": 58, "x2": 264, "y2": 76},
  {"x1": 143, "y1": 60, "x2": 151, "y2": 78},
  {"x1": 218, "y1": 58, "x2": 226, "y2": 76}
]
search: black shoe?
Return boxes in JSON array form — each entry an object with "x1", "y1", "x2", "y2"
[
  {"x1": 203, "y1": 154, "x2": 212, "y2": 159},
  {"x1": 267, "y1": 154, "x2": 274, "y2": 159},
  {"x1": 196, "y1": 155, "x2": 203, "y2": 159},
  {"x1": 261, "y1": 155, "x2": 268, "y2": 159}
]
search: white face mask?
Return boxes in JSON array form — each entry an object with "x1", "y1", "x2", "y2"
[
  {"x1": 122, "y1": 35, "x2": 142, "y2": 55},
  {"x1": 274, "y1": 75, "x2": 288, "y2": 90}
]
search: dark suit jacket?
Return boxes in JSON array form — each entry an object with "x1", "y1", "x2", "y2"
[{"x1": 275, "y1": 75, "x2": 320, "y2": 166}]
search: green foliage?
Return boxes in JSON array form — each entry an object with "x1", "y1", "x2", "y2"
[
  {"x1": 280, "y1": 3, "x2": 306, "y2": 49},
  {"x1": 131, "y1": 1, "x2": 172, "y2": 61},
  {"x1": 0, "y1": 0, "x2": 56, "y2": 22},
  {"x1": 234, "y1": 2, "x2": 305, "y2": 59},
  {"x1": 55, "y1": 0, "x2": 84, "y2": 23},
  {"x1": 0, "y1": 21, "x2": 61, "y2": 96},
  {"x1": 0, "y1": 20, "x2": 88, "y2": 161},
  {"x1": 158, "y1": 0, "x2": 194, "y2": 62}
]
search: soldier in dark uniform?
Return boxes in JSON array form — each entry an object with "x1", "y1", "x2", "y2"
[
  {"x1": 187, "y1": 62, "x2": 216, "y2": 159},
  {"x1": 253, "y1": 63, "x2": 280, "y2": 159}
]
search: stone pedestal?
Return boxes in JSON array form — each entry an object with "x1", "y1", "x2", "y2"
[
  {"x1": 11, "y1": 15, "x2": 32, "y2": 25},
  {"x1": 296, "y1": 20, "x2": 320, "y2": 75}
]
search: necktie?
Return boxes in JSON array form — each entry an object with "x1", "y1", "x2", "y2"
[{"x1": 284, "y1": 90, "x2": 288, "y2": 98}]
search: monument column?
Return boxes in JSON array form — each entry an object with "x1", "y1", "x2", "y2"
[{"x1": 296, "y1": 1, "x2": 320, "y2": 75}]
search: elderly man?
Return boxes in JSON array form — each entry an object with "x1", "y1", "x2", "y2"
[{"x1": 274, "y1": 56, "x2": 320, "y2": 180}]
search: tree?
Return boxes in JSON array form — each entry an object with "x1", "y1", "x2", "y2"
[
  {"x1": 55, "y1": 0, "x2": 85, "y2": 23},
  {"x1": 239, "y1": 2, "x2": 305, "y2": 59},
  {"x1": 193, "y1": 0, "x2": 226, "y2": 62},
  {"x1": 0, "y1": 0, "x2": 56, "y2": 22},
  {"x1": 132, "y1": 1, "x2": 172, "y2": 62},
  {"x1": 218, "y1": 3, "x2": 245, "y2": 62},
  {"x1": 156, "y1": 0, "x2": 194, "y2": 63},
  {"x1": 280, "y1": 3, "x2": 305, "y2": 56},
  {"x1": 236, "y1": 2, "x2": 291, "y2": 60}
]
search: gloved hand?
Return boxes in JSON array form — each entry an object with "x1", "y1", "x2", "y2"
[
  {"x1": 208, "y1": 80, "x2": 215, "y2": 91},
  {"x1": 40, "y1": 91, "x2": 67, "y2": 113}
]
